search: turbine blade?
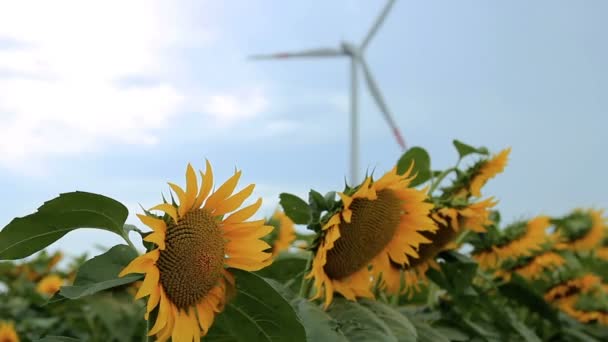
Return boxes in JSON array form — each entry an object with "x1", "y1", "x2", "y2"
[
  {"x1": 359, "y1": 58, "x2": 407, "y2": 150},
  {"x1": 249, "y1": 47, "x2": 344, "y2": 60},
  {"x1": 361, "y1": 0, "x2": 397, "y2": 50}
]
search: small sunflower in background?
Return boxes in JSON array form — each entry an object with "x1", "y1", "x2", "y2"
[
  {"x1": 0, "y1": 321, "x2": 19, "y2": 342},
  {"x1": 494, "y1": 250, "x2": 565, "y2": 282},
  {"x1": 471, "y1": 216, "x2": 550, "y2": 269},
  {"x1": 544, "y1": 273, "x2": 608, "y2": 325},
  {"x1": 35, "y1": 274, "x2": 63, "y2": 296},
  {"x1": 596, "y1": 235, "x2": 608, "y2": 261},
  {"x1": 47, "y1": 251, "x2": 63, "y2": 270},
  {"x1": 450, "y1": 148, "x2": 511, "y2": 199},
  {"x1": 394, "y1": 199, "x2": 497, "y2": 297},
  {"x1": 307, "y1": 165, "x2": 435, "y2": 308},
  {"x1": 544, "y1": 273, "x2": 602, "y2": 303},
  {"x1": 119, "y1": 162, "x2": 273, "y2": 341},
  {"x1": 554, "y1": 209, "x2": 605, "y2": 252},
  {"x1": 265, "y1": 210, "x2": 296, "y2": 256}
]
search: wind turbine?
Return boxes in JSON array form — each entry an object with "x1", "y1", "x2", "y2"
[{"x1": 250, "y1": 0, "x2": 406, "y2": 184}]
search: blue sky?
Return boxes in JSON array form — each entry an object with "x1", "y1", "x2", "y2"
[{"x1": 0, "y1": 0, "x2": 606, "y2": 258}]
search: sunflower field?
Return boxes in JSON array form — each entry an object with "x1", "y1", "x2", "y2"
[{"x1": 1, "y1": 141, "x2": 607, "y2": 342}]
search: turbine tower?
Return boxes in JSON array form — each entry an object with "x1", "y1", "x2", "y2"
[{"x1": 250, "y1": 0, "x2": 406, "y2": 184}]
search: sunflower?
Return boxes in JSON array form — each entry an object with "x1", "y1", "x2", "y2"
[
  {"x1": 394, "y1": 198, "x2": 498, "y2": 295},
  {"x1": 119, "y1": 162, "x2": 273, "y2": 341},
  {"x1": 495, "y1": 251, "x2": 565, "y2": 281},
  {"x1": 307, "y1": 165, "x2": 435, "y2": 308},
  {"x1": 0, "y1": 321, "x2": 19, "y2": 342},
  {"x1": 455, "y1": 148, "x2": 511, "y2": 198},
  {"x1": 556, "y1": 295, "x2": 608, "y2": 325},
  {"x1": 473, "y1": 216, "x2": 549, "y2": 269},
  {"x1": 545, "y1": 274, "x2": 608, "y2": 325},
  {"x1": 544, "y1": 274, "x2": 602, "y2": 303},
  {"x1": 47, "y1": 251, "x2": 63, "y2": 270},
  {"x1": 269, "y1": 210, "x2": 296, "y2": 256},
  {"x1": 36, "y1": 274, "x2": 63, "y2": 296},
  {"x1": 597, "y1": 247, "x2": 608, "y2": 261},
  {"x1": 555, "y1": 209, "x2": 605, "y2": 252}
]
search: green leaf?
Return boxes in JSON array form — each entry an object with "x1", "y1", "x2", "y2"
[
  {"x1": 34, "y1": 337, "x2": 81, "y2": 342},
  {"x1": 292, "y1": 298, "x2": 348, "y2": 342},
  {"x1": 309, "y1": 190, "x2": 327, "y2": 212},
  {"x1": 498, "y1": 276, "x2": 558, "y2": 324},
  {"x1": 453, "y1": 140, "x2": 489, "y2": 159},
  {"x1": 428, "y1": 251, "x2": 478, "y2": 297},
  {"x1": 406, "y1": 317, "x2": 450, "y2": 342},
  {"x1": 59, "y1": 244, "x2": 142, "y2": 299},
  {"x1": 396, "y1": 147, "x2": 431, "y2": 187},
  {"x1": 255, "y1": 254, "x2": 308, "y2": 293},
  {"x1": 255, "y1": 254, "x2": 308, "y2": 283},
  {"x1": 207, "y1": 269, "x2": 306, "y2": 342},
  {"x1": 359, "y1": 299, "x2": 417, "y2": 342},
  {"x1": 279, "y1": 193, "x2": 312, "y2": 225},
  {"x1": 432, "y1": 323, "x2": 470, "y2": 341},
  {"x1": 505, "y1": 308, "x2": 542, "y2": 342},
  {"x1": 326, "y1": 298, "x2": 397, "y2": 342},
  {"x1": 0, "y1": 192, "x2": 129, "y2": 260}
]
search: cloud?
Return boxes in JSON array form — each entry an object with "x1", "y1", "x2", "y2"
[
  {"x1": 0, "y1": 0, "x2": 191, "y2": 170},
  {"x1": 197, "y1": 87, "x2": 269, "y2": 125}
]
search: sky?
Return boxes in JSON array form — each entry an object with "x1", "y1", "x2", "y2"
[{"x1": 0, "y1": 0, "x2": 606, "y2": 258}]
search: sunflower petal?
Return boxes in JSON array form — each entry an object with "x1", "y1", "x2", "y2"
[
  {"x1": 151, "y1": 203, "x2": 178, "y2": 223},
  {"x1": 144, "y1": 231, "x2": 166, "y2": 250},
  {"x1": 194, "y1": 160, "x2": 214, "y2": 209},
  {"x1": 213, "y1": 183, "x2": 255, "y2": 216},
  {"x1": 149, "y1": 289, "x2": 170, "y2": 335},
  {"x1": 135, "y1": 267, "x2": 159, "y2": 300},
  {"x1": 205, "y1": 170, "x2": 242, "y2": 210},
  {"x1": 119, "y1": 250, "x2": 159, "y2": 277},
  {"x1": 224, "y1": 224, "x2": 273, "y2": 241},
  {"x1": 223, "y1": 198, "x2": 262, "y2": 224},
  {"x1": 168, "y1": 183, "x2": 187, "y2": 213},
  {"x1": 183, "y1": 164, "x2": 199, "y2": 211},
  {"x1": 137, "y1": 214, "x2": 167, "y2": 234}
]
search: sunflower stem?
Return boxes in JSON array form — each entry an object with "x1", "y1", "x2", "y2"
[
  {"x1": 298, "y1": 252, "x2": 313, "y2": 298},
  {"x1": 426, "y1": 282, "x2": 438, "y2": 307},
  {"x1": 428, "y1": 167, "x2": 457, "y2": 195},
  {"x1": 143, "y1": 319, "x2": 149, "y2": 342},
  {"x1": 454, "y1": 230, "x2": 471, "y2": 245},
  {"x1": 121, "y1": 231, "x2": 139, "y2": 254}
]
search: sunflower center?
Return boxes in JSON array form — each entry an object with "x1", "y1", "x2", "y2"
[
  {"x1": 156, "y1": 208, "x2": 225, "y2": 310},
  {"x1": 324, "y1": 190, "x2": 401, "y2": 280}
]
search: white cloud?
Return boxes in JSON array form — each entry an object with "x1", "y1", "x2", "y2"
[
  {"x1": 0, "y1": 0, "x2": 189, "y2": 169},
  {"x1": 198, "y1": 87, "x2": 270, "y2": 125}
]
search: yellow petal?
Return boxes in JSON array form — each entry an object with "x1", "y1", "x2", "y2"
[
  {"x1": 119, "y1": 251, "x2": 159, "y2": 277},
  {"x1": 172, "y1": 309, "x2": 196, "y2": 342},
  {"x1": 156, "y1": 304, "x2": 176, "y2": 341},
  {"x1": 193, "y1": 160, "x2": 214, "y2": 209},
  {"x1": 149, "y1": 289, "x2": 170, "y2": 335},
  {"x1": 143, "y1": 231, "x2": 166, "y2": 250},
  {"x1": 137, "y1": 214, "x2": 167, "y2": 234},
  {"x1": 225, "y1": 256, "x2": 272, "y2": 271},
  {"x1": 205, "y1": 170, "x2": 242, "y2": 211},
  {"x1": 197, "y1": 299, "x2": 215, "y2": 332},
  {"x1": 145, "y1": 285, "x2": 161, "y2": 319},
  {"x1": 150, "y1": 203, "x2": 178, "y2": 223},
  {"x1": 135, "y1": 266, "x2": 159, "y2": 299},
  {"x1": 322, "y1": 214, "x2": 341, "y2": 230},
  {"x1": 223, "y1": 198, "x2": 262, "y2": 224},
  {"x1": 213, "y1": 183, "x2": 255, "y2": 216},
  {"x1": 224, "y1": 224, "x2": 273, "y2": 241},
  {"x1": 168, "y1": 182, "x2": 186, "y2": 210},
  {"x1": 184, "y1": 163, "x2": 199, "y2": 210}
]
